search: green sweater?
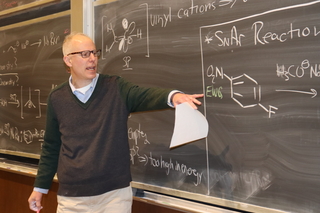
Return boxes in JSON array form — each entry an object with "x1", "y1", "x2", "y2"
[{"x1": 34, "y1": 74, "x2": 172, "y2": 196}]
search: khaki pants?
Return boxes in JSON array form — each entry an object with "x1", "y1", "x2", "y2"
[{"x1": 57, "y1": 186, "x2": 133, "y2": 213}]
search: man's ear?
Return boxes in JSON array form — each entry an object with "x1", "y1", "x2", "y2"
[{"x1": 63, "y1": 56, "x2": 72, "y2": 67}]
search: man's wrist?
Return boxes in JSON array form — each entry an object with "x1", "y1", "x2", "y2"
[
  {"x1": 33, "y1": 187, "x2": 49, "y2": 194},
  {"x1": 167, "y1": 90, "x2": 182, "y2": 107}
]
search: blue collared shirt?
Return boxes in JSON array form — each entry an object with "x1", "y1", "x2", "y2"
[{"x1": 69, "y1": 74, "x2": 100, "y2": 103}]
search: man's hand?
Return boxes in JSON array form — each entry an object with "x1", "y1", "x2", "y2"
[
  {"x1": 172, "y1": 93, "x2": 204, "y2": 109},
  {"x1": 28, "y1": 191, "x2": 43, "y2": 212}
]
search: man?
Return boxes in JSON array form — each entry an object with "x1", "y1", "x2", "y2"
[{"x1": 28, "y1": 32, "x2": 203, "y2": 213}]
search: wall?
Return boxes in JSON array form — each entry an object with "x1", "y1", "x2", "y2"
[{"x1": 0, "y1": 169, "x2": 189, "y2": 213}]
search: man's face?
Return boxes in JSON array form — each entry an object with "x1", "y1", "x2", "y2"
[{"x1": 64, "y1": 35, "x2": 99, "y2": 88}]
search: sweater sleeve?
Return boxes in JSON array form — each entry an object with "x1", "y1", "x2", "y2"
[
  {"x1": 34, "y1": 94, "x2": 61, "y2": 190},
  {"x1": 117, "y1": 76, "x2": 173, "y2": 112}
]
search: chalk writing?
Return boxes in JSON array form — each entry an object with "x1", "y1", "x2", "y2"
[
  {"x1": 146, "y1": 152, "x2": 203, "y2": 186},
  {"x1": 200, "y1": 2, "x2": 320, "y2": 118},
  {"x1": 149, "y1": 6, "x2": 172, "y2": 28},
  {"x1": 0, "y1": 58, "x2": 18, "y2": 71},
  {"x1": 0, "y1": 1, "x2": 19, "y2": 10},
  {"x1": 100, "y1": 0, "x2": 249, "y2": 67},
  {"x1": 43, "y1": 32, "x2": 60, "y2": 46},
  {"x1": 3, "y1": 32, "x2": 61, "y2": 55},
  {"x1": 123, "y1": 56, "x2": 132, "y2": 70},
  {"x1": 0, "y1": 73, "x2": 19, "y2": 86},
  {"x1": 102, "y1": 17, "x2": 142, "y2": 54},
  {"x1": 206, "y1": 85, "x2": 223, "y2": 99},
  {"x1": 202, "y1": 7, "x2": 320, "y2": 49},
  {"x1": 0, "y1": 13, "x2": 70, "y2": 157},
  {"x1": 177, "y1": 0, "x2": 248, "y2": 19},
  {"x1": 128, "y1": 123, "x2": 149, "y2": 165},
  {"x1": 276, "y1": 59, "x2": 320, "y2": 81},
  {"x1": 0, "y1": 85, "x2": 47, "y2": 119},
  {"x1": 234, "y1": 169, "x2": 273, "y2": 199},
  {"x1": 253, "y1": 22, "x2": 320, "y2": 46},
  {"x1": 128, "y1": 123, "x2": 203, "y2": 186},
  {"x1": 0, "y1": 122, "x2": 45, "y2": 144},
  {"x1": 92, "y1": 1, "x2": 320, "y2": 211},
  {"x1": 128, "y1": 123, "x2": 150, "y2": 145},
  {"x1": 276, "y1": 89, "x2": 317, "y2": 98},
  {"x1": 205, "y1": 65, "x2": 278, "y2": 118},
  {"x1": 211, "y1": 25, "x2": 245, "y2": 47}
]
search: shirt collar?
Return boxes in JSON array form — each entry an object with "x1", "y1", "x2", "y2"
[{"x1": 69, "y1": 73, "x2": 99, "y2": 95}]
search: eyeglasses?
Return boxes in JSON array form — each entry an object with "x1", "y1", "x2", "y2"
[{"x1": 67, "y1": 49, "x2": 101, "y2": 58}]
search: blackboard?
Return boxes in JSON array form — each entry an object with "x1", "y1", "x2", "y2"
[
  {"x1": 0, "y1": 0, "x2": 70, "y2": 27},
  {"x1": 94, "y1": 0, "x2": 320, "y2": 212},
  {"x1": 0, "y1": 0, "x2": 57, "y2": 16},
  {"x1": 0, "y1": 0, "x2": 39, "y2": 11},
  {"x1": 0, "y1": 11, "x2": 70, "y2": 158}
]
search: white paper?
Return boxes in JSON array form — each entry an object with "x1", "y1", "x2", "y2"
[{"x1": 170, "y1": 102, "x2": 209, "y2": 148}]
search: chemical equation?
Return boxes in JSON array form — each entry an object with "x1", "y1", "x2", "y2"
[
  {"x1": 5, "y1": 32, "x2": 60, "y2": 53},
  {"x1": 101, "y1": 17, "x2": 142, "y2": 70},
  {"x1": 99, "y1": 0, "x2": 249, "y2": 70},
  {"x1": 128, "y1": 123, "x2": 203, "y2": 186},
  {"x1": 204, "y1": 21, "x2": 319, "y2": 48},
  {"x1": 0, "y1": 32, "x2": 61, "y2": 71},
  {"x1": 0, "y1": 84, "x2": 49, "y2": 119},
  {"x1": 0, "y1": 122, "x2": 45, "y2": 144},
  {"x1": 205, "y1": 66, "x2": 278, "y2": 118},
  {"x1": 201, "y1": 1, "x2": 320, "y2": 117},
  {"x1": 103, "y1": 18, "x2": 142, "y2": 54},
  {"x1": 276, "y1": 59, "x2": 320, "y2": 81}
]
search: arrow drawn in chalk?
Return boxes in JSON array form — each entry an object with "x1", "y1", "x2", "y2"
[
  {"x1": 219, "y1": 0, "x2": 237, "y2": 8},
  {"x1": 138, "y1": 154, "x2": 148, "y2": 166},
  {"x1": 276, "y1": 89, "x2": 317, "y2": 98}
]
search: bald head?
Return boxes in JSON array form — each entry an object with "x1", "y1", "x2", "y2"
[{"x1": 62, "y1": 32, "x2": 95, "y2": 56}]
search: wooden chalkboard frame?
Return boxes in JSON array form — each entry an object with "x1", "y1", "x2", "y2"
[
  {"x1": 0, "y1": 0, "x2": 59, "y2": 17},
  {"x1": 0, "y1": 10, "x2": 70, "y2": 159},
  {"x1": 0, "y1": 9, "x2": 69, "y2": 32},
  {"x1": 0, "y1": 145, "x2": 39, "y2": 159},
  {"x1": 132, "y1": 182, "x2": 288, "y2": 213}
]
